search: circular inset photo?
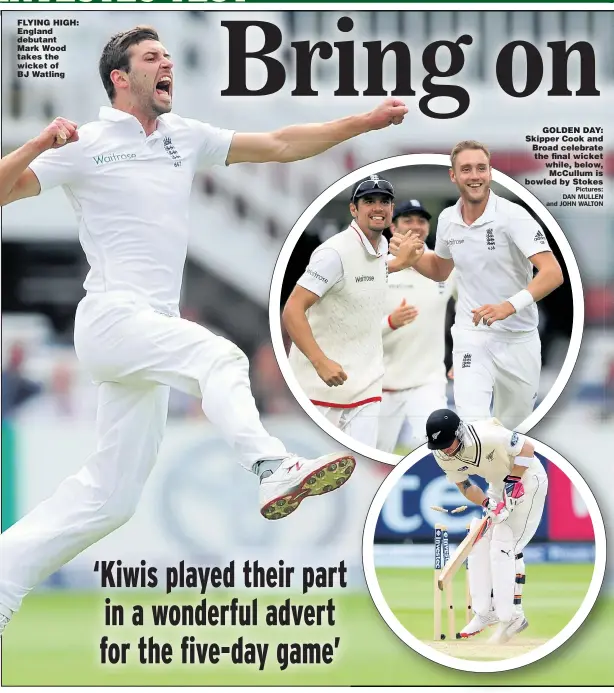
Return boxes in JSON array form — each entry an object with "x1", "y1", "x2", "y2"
[
  {"x1": 362, "y1": 423, "x2": 606, "y2": 672},
  {"x1": 269, "y1": 152, "x2": 583, "y2": 465}
]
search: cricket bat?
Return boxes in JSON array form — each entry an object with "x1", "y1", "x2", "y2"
[{"x1": 437, "y1": 515, "x2": 491, "y2": 591}]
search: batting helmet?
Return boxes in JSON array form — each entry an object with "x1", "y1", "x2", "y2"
[{"x1": 426, "y1": 409, "x2": 461, "y2": 450}]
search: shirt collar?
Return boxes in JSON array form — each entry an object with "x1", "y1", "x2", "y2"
[
  {"x1": 99, "y1": 106, "x2": 141, "y2": 124},
  {"x1": 452, "y1": 189, "x2": 498, "y2": 227},
  {"x1": 349, "y1": 221, "x2": 388, "y2": 258},
  {"x1": 98, "y1": 106, "x2": 167, "y2": 138}
]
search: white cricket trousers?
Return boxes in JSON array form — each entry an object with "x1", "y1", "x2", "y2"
[
  {"x1": 377, "y1": 382, "x2": 448, "y2": 454},
  {"x1": 452, "y1": 326, "x2": 541, "y2": 429},
  {"x1": 314, "y1": 400, "x2": 380, "y2": 448},
  {"x1": 0, "y1": 291, "x2": 286, "y2": 614},
  {"x1": 468, "y1": 462, "x2": 548, "y2": 623}
]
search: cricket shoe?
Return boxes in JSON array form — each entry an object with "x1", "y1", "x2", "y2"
[
  {"x1": 0, "y1": 613, "x2": 11, "y2": 637},
  {"x1": 259, "y1": 453, "x2": 356, "y2": 520},
  {"x1": 488, "y1": 613, "x2": 529, "y2": 644},
  {"x1": 459, "y1": 610, "x2": 499, "y2": 638}
]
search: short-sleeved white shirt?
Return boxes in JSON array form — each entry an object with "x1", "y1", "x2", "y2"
[
  {"x1": 297, "y1": 247, "x2": 344, "y2": 297},
  {"x1": 297, "y1": 222, "x2": 388, "y2": 298},
  {"x1": 434, "y1": 191, "x2": 551, "y2": 333},
  {"x1": 29, "y1": 106, "x2": 234, "y2": 316}
]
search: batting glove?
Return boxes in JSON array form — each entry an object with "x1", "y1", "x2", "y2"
[
  {"x1": 504, "y1": 474, "x2": 525, "y2": 510},
  {"x1": 482, "y1": 497, "x2": 510, "y2": 524}
]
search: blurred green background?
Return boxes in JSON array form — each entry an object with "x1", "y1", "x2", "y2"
[{"x1": 2, "y1": 585, "x2": 613, "y2": 685}]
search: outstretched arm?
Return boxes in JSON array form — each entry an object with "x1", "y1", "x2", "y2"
[
  {"x1": 0, "y1": 117, "x2": 78, "y2": 206},
  {"x1": 226, "y1": 98, "x2": 407, "y2": 164},
  {"x1": 411, "y1": 249, "x2": 455, "y2": 281},
  {"x1": 390, "y1": 231, "x2": 454, "y2": 281}
]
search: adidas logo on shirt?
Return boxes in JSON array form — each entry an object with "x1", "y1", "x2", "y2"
[{"x1": 534, "y1": 230, "x2": 546, "y2": 244}]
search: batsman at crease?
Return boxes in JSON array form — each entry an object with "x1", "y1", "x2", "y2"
[{"x1": 426, "y1": 408, "x2": 548, "y2": 644}]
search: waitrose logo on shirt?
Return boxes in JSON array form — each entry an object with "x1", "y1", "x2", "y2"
[{"x1": 93, "y1": 152, "x2": 137, "y2": 165}]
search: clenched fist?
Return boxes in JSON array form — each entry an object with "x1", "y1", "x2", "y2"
[
  {"x1": 313, "y1": 356, "x2": 348, "y2": 387},
  {"x1": 36, "y1": 117, "x2": 79, "y2": 151},
  {"x1": 366, "y1": 98, "x2": 408, "y2": 131}
]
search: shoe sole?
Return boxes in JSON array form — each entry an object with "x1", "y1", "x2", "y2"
[
  {"x1": 459, "y1": 622, "x2": 498, "y2": 639},
  {"x1": 260, "y1": 455, "x2": 356, "y2": 520},
  {"x1": 489, "y1": 618, "x2": 528, "y2": 645},
  {"x1": 505, "y1": 618, "x2": 529, "y2": 641}
]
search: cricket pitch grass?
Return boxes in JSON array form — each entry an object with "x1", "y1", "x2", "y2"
[
  {"x1": 429, "y1": 638, "x2": 548, "y2": 660},
  {"x1": 1, "y1": 564, "x2": 613, "y2": 685},
  {"x1": 378, "y1": 563, "x2": 604, "y2": 664}
]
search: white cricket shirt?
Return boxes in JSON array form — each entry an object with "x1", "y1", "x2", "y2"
[
  {"x1": 289, "y1": 222, "x2": 388, "y2": 406},
  {"x1": 434, "y1": 191, "x2": 551, "y2": 333},
  {"x1": 382, "y1": 265, "x2": 453, "y2": 390},
  {"x1": 29, "y1": 107, "x2": 234, "y2": 316},
  {"x1": 296, "y1": 222, "x2": 388, "y2": 298},
  {"x1": 433, "y1": 418, "x2": 542, "y2": 496}
]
